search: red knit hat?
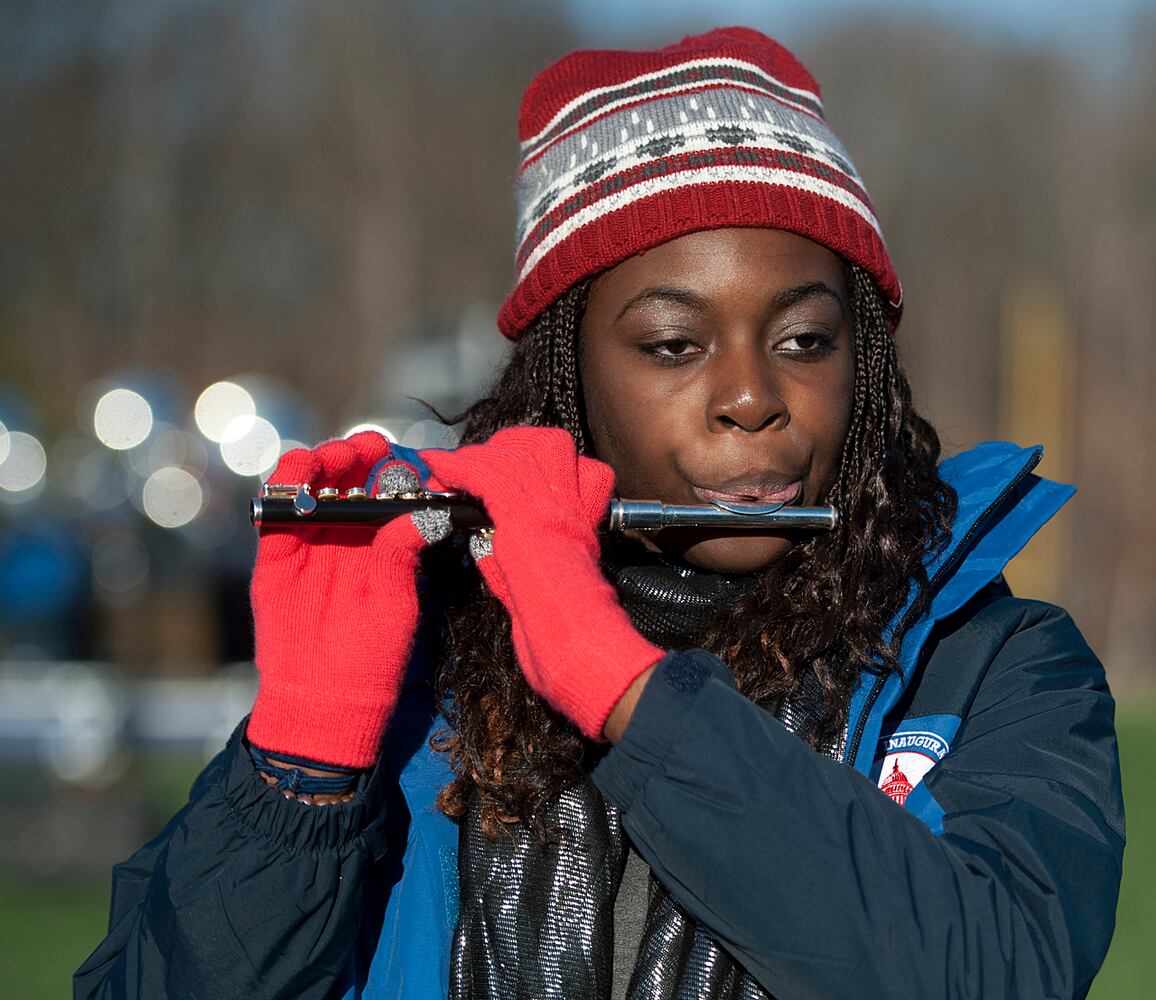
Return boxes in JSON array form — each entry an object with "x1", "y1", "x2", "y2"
[{"x1": 497, "y1": 27, "x2": 902, "y2": 338}]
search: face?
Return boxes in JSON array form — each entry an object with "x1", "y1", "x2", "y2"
[{"x1": 579, "y1": 227, "x2": 855, "y2": 574}]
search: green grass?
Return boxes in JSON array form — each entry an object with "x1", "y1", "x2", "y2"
[
  {"x1": 0, "y1": 752, "x2": 207, "y2": 998},
  {"x1": 1088, "y1": 701, "x2": 1156, "y2": 997},
  {"x1": 4, "y1": 710, "x2": 1154, "y2": 998},
  {"x1": 0, "y1": 880, "x2": 110, "y2": 997}
]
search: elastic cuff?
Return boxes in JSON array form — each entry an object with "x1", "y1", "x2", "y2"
[
  {"x1": 215, "y1": 718, "x2": 389, "y2": 855},
  {"x1": 593, "y1": 648, "x2": 734, "y2": 810}
]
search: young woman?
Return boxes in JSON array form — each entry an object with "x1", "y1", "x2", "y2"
[{"x1": 76, "y1": 27, "x2": 1123, "y2": 1000}]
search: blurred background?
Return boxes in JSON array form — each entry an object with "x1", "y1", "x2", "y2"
[{"x1": 1, "y1": 0, "x2": 1153, "y2": 994}]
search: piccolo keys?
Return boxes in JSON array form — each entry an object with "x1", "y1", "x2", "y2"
[{"x1": 250, "y1": 484, "x2": 839, "y2": 532}]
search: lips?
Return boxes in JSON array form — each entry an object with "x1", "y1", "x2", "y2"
[{"x1": 691, "y1": 479, "x2": 803, "y2": 506}]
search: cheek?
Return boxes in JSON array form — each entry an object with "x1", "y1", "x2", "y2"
[
  {"x1": 805, "y1": 366, "x2": 855, "y2": 480},
  {"x1": 823, "y1": 390, "x2": 854, "y2": 455},
  {"x1": 582, "y1": 361, "x2": 666, "y2": 488},
  {"x1": 583, "y1": 378, "x2": 631, "y2": 465}
]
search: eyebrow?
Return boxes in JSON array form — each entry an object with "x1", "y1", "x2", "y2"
[
  {"x1": 615, "y1": 280, "x2": 844, "y2": 322},
  {"x1": 615, "y1": 286, "x2": 710, "y2": 321},
  {"x1": 775, "y1": 281, "x2": 845, "y2": 312}
]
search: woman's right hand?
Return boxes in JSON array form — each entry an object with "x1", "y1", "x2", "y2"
[{"x1": 246, "y1": 431, "x2": 450, "y2": 769}]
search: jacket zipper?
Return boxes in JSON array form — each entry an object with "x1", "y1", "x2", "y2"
[{"x1": 842, "y1": 450, "x2": 1043, "y2": 768}]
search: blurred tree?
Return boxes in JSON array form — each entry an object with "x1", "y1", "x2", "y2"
[{"x1": 0, "y1": 1, "x2": 1152, "y2": 687}]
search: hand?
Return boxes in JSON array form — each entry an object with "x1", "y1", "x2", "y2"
[
  {"x1": 423, "y1": 427, "x2": 662, "y2": 741},
  {"x1": 247, "y1": 431, "x2": 450, "y2": 768}
]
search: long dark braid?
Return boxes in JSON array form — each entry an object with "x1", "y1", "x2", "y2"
[{"x1": 427, "y1": 267, "x2": 955, "y2": 836}]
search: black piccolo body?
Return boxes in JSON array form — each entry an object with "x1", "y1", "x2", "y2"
[{"x1": 250, "y1": 487, "x2": 839, "y2": 532}]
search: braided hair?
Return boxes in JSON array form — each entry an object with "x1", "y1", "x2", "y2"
[{"x1": 426, "y1": 265, "x2": 955, "y2": 838}]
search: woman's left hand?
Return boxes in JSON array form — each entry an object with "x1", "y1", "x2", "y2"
[{"x1": 423, "y1": 427, "x2": 663, "y2": 741}]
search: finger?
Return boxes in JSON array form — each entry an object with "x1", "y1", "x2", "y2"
[
  {"x1": 369, "y1": 503, "x2": 452, "y2": 593},
  {"x1": 421, "y1": 446, "x2": 504, "y2": 499},
  {"x1": 576, "y1": 456, "x2": 616, "y2": 527},
  {"x1": 371, "y1": 459, "x2": 422, "y2": 497},
  {"x1": 344, "y1": 430, "x2": 395, "y2": 467},
  {"x1": 267, "y1": 446, "x2": 322, "y2": 488},
  {"x1": 260, "y1": 437, "x2": 396, "y2": 558},
  {"x1": 488, "y1": 426, "x2": 581, "y2": 497},
  {"x1": 424, "y1": 436, "x2": 569, "y2": 511},
  {"x1": 469, "y1": 533, "x2": 513, "y2": 605},
  {"x1": 257, "y1": 447, "x2": 325, "y2": 559},
  {"x1": 312, "y1": 436, "x2": 389, "y2": 493}
]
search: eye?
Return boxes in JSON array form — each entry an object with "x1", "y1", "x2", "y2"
[
  {"x1": 776, "y1": 331, "x2": 835, "y2": 356},
  {"x1": 640, "y1": 336, "x2": 703, "y2": 363}
]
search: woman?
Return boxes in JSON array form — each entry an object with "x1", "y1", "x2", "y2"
[{"x1": 76, "y1": 27, "x2": 1123, "y2": 1000}]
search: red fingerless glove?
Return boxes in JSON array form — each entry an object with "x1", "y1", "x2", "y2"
[
  {"x1": 423, "y1": 427, "x2": 662, "y2": 740},
  {"x1": 247, "y1": 431, "x2": 449, "y2": 768}
]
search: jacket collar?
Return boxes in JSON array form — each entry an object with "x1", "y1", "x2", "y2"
[{"x1": 844, "y1": 441, "x2": 1075, "y2": 772}]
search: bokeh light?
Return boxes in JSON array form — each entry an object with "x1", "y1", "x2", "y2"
[
  {"x1": 74, "y1": 449, "x2": 130, "y2": 510},
  {"x1": 40, "y1": 663, "x2": 127, "y2": 787},
  {"x1": 0, "y1": 418, "x2": 10, "y2": 465},
  {"x1": 343, "y1": 422, "x2": 396, "y2": 441},
  {"x1": 148, "y1": 426, "x2": 209, "y2": 477},
  {"x1": 219, "y1": 416, "x2": 280, "y2": 476},
  {"x1": 93, "y1": 388, "x2": 154, "y2": 450},
  {"x1": 91, "y1": 532, "x2": 150, "y2": 595},
  {"x1": 0, "y1": 431, "x2": 47, "y2": 493},
  {"x1": 278, "y1": 438, "x2": 307, "y2": 455},
  {"x1": 141, "y1": 467, "x2": 204, "y2": 527},
  {"x1": 400, "y1": 419, "x2": 459, "y2": 450},
  {"x1": 194, "y1": 381, "x2": 255, "y2": 443}
]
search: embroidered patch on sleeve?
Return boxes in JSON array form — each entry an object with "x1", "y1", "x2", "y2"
[{"x1": 872, "y1": 714, "x2": 961, "y2": 806}]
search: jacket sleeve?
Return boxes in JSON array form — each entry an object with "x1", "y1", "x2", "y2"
[
  {"x1": 593, "y1": 598, "x2": 1125, "y2": 1000},
  {"x1": 73, "y1": 720, "x2": 393, "y2": 1000}
]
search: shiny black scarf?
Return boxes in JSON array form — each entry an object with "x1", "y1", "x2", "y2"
[{"x1": 449, "y1": 542, "x2": 834, "y2": 999}]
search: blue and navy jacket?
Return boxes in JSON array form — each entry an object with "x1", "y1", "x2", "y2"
[{"x1": 75, "y1": 443, "x2": 1125, "y2": 1000}]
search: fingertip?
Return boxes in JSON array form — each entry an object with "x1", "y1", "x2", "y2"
[
  {"x1": 372, "y1": 460, "x2": 422, "y2": 497},
  {"x1": 580, "y1": 456, "x2": 615, "y2": 490},
  {"x1": 471, "y1": 539, "x2": 512, "y2": 602},
  {"x1": 577, "y1": 456, "x2": 616, "y2": 519},
  {"x1": 371, "y1": 505, "x2": 450, "y2": 556},
  {"x1": 408, "y1": 507, "x2": 452, "y2": 546},
  {"x1": 268, "y1": 447, "x2": 321, "y2": 486},
  {"x1": 467, "y1": 530, "x2": 493, "y2": 563},
  {"x1": 303, "y1": 437, "x2": 352, "y2": 480},
  {"x1": 420, "y1": 446, "x2": 457, "y2": 482},
  {"x1": 346, "y1": 430, "x2": 395, "y2": 466}
]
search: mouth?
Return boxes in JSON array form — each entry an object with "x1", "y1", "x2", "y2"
[{"x1": 690, "y1": 478, "x2": 803, "y2": 507}]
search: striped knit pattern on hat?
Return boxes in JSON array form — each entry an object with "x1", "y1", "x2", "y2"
[{"x1": 497, "y1": 26, "x2": 902, "y2": 339}]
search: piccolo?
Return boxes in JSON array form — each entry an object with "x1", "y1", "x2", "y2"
[{"x1": 250, "y1": 483, "x2": 838, "y2": 532}]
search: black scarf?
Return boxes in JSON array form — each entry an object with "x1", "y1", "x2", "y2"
[{"x1": 449, "y1": 542, "x2": 832, "y2": 999}]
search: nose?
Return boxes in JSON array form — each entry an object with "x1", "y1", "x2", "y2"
[{"x1": 708, "y1": 345, "x2": 788, "y2": 433}]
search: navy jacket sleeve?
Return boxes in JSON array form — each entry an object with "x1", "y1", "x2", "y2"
[
  {"x1": 593, "y1": 598, "x2": 1124, "y2": 1000},
  {"x1": 73, "y1": 723, "x2": 391, "y2": 1000}
]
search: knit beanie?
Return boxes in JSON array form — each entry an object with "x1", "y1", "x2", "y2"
[{"x1": 497, "y1": 26, "x2": 902, "y2": 339}]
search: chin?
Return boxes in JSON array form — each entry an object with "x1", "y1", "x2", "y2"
[{"x1": 655, "y1": 530, "x2": 796, "y2": 575}]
